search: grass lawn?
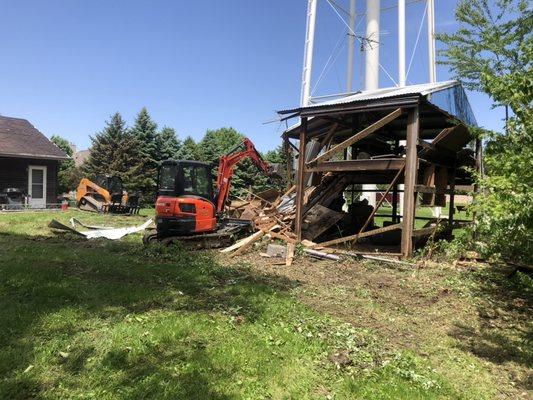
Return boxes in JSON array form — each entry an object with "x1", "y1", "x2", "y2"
[{"x1": 0, "y1": 210, "x2": 531, "y2": 399}]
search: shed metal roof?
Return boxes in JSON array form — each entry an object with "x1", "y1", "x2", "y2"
[{"x1": 278, "y1": 80, "x2": 476, "y2": 128}]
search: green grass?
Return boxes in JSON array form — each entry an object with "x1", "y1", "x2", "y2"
[
  {"x1": 0, "y1": 210, "x2": 527, "y2": 399},
  {"x1": 374, "y1": 205, "x2": 471, "y2": 229}
]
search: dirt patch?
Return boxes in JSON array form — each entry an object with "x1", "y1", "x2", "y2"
[{"x1": 220, "y1": 250, "x2": 533, "y2": 399}]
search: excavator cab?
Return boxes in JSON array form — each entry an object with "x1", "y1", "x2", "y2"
[{"x1": 155, "y1": 160, "x2": 218, "y2": 237}]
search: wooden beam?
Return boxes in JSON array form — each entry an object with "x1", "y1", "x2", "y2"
[
  {"x1": 307, "y1": 108, "x2": 403, "y2": 165},
  {"x1": 294, "y1": 117, "x2": 308, "y2": 241},
  {"x1": 320, "y1": 123, "x2": 339, "y2": 148},
  {"x1": 305, "y1": 158, "x2": 405, "y2": 173},
  {"x1": 317, "y1": 222, "x2": 403, "y2": 247},
  {"x1": 357, "y1": 163, "x2": 406, "y2": 236},
  {"x1": 449, "y1": 167, "x2": 456, "y2": 226},
  {"x1": 401, "y1": 107, "x2": 420, "y2": 258}
]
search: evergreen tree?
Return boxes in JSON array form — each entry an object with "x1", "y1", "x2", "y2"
[
  {"x1": 176, "y1": 136, "x2": 200, "y2": 160},
  {"x1": 157, "y1": 126, "x2": 181, "y2": 161},
  {"x1": 84, "y1": 113, "x2": 128, "y2": 177},
  {"x1": 50, "y1": 135, "x2": 77, "y2": 193},
  {"x1": 130, "y1": 107, "x2": 159, "y2": 200},
  {"x1": 84, "y1": 113, "x2": 146, "y2": 198}
]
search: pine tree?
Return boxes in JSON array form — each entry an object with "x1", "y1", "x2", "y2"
[
  {"x1": 130, "y1": 107, "x2": 159, "y2": 200},
  {"x1": 157, "y1": 126, "x2": 181, "y2": 161},
  {"x1": 198, "y1": 127, "x2": 244, "y2": 164},
  {"x1": 177, "y1": 136, "x2": 201, "y2": 160},
  {"x1": 84, "y1": 113, "x2": 146, "y2": 199},
  {"x1": 84, "y1": 113, "x2": 129, "y2": 178}
]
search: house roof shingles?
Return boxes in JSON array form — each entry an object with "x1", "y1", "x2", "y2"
[{"x1": 0, "y1": 116, "x2": 68, "y2": 160}]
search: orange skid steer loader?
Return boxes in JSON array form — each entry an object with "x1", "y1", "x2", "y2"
[{"x1": 76, "y1": 175, "x2": 140, "y2": 214}]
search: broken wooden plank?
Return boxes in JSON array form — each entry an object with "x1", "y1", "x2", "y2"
[
  {"x1": 362, "y1": 255, "x2": 415, "y2": 266},
  {"x1": 230, "y1": 231, "x2": 266, "y2": 257},
  {"x1": 286, "y1": 243, "x2": 295, "y2": 267},
  {"x1": 220, "y1": 230, "x2": 264, "y2": 253},
  {"x1": 270, "y1": 231, "x2": 296, "y2": 244},
  {"x1": 317, "y1": 223, "x2": 403, "y2": 247},
  {"x1": 307, "y1": 108, "x2": 403, "y2": 165}
]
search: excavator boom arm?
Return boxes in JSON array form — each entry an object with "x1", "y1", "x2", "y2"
[{"x1": 215, "y1": 138, "x2": 270, "y2": 213}]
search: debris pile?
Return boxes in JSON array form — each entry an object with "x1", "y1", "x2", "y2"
[{"x1": 49, "y1": 218, "x2": 152, "y2": 240}]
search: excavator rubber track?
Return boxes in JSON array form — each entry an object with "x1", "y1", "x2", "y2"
[{"x1": 143, "y1": 218, "x2": 253, "y2": 249}]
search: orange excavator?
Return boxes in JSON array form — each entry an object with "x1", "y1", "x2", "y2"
[
  {"x1": 76, "y1": 175, "x2": 139, "y2": 214},
  {"x1": 143, "y1": 138, "x2": 273, "y2": 246}
]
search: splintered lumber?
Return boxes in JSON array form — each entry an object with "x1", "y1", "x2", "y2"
[
  {"x1": 270, "y1": 231, "x2": 296, "y2": 244},
  {"x1": 301, "y1": 239, "x2": 317, "y2": 247},
  {"x1": 304, "y1": 249, "x2": 341, "y2": 261},
  {"x1": 307, "y1": 108, "x2": 403, "y2": 165},
  {"x1": 281, "y1": 185, "x2": 296, "y2": 198},
  {"x1": 230, "y1": 231, "x2": 266, "y2": 257},
  {"x1": 220, "y1": 230, "x2": 264, "y2": 253},
  {"x1": 286, "y1": 243, "x2": 295, "y2": 266},
  {"x1": 317, "y1": 223, "x2": 403, "y2": 247},
  {"x1": 361, "y1": 255, "x2": 415, "y2": 266}
]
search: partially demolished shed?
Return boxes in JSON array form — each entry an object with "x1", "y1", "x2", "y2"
[{"x1": 278, "y1": 81, "x2": 481, "y2": 258}]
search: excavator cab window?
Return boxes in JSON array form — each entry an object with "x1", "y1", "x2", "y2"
[
  {"x1": 179, "y1": 163, "x2": 213, "y2": 201},
  {"x1": 158, "y1": 161, "x2": 213, "y2": 202}
]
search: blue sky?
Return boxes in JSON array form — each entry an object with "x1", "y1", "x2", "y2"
[{"x1": 0, "y1": 0, "x2": 504, "y2": 152}]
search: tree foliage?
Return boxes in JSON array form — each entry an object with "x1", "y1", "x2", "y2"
[
  {"x1": 84, "y1": 113, "x2": 146, "y2": 197},
  {"x1": 439, "y1": 0, "x2": 532, "y2": 263},
  {"x1": 84, "y1": 114, "x2": 285, "y2": 206},
  {"x1": 50, "y1": 135, "x2": 78, "y2": 193},
  {"x1": 129, "y1": 108, "x2": 160, "y2": 201},
  {"x1": 157, "y1": 126, "x2": 181, "y2": 161}
]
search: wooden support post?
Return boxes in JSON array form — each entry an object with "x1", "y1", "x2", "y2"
[
  {"x1": 401, "y1": 107, "x2": 419, "y2": 258},
  {"x1": 392, "y1": 139, "x2": 400, "y2": 223},
  {"x1": 449, "y1": 167, "x2": 456, "y2": 226},
  {"x1": 294, "y1": 117, "x2": 308, "y2": 241},
  {"x1": 283, "y1": 133, "x2": 293, "y2": 190}
]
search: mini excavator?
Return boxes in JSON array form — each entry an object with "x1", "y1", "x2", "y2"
[
  {"x1": 76, "y1": 175, "x2": 139, "y2": 214},
  {"x1": 143, "y1": 138, "x2": 273, "y2": 247}
]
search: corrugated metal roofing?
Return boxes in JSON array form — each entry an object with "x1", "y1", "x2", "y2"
[
  {"x1": 279, "y1": 80, "x2": 458, "y2": 114},
  {"x1": 279, "y1": 80, "x2": 477, "y2": 128}
]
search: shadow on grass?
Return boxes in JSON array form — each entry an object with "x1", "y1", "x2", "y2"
[
  {"x1": 0, "y1": 231, "x2": 300, "y2": 399},
  {"x1": 450, "y1": 269, "x2": 533, "y2": 389}
]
